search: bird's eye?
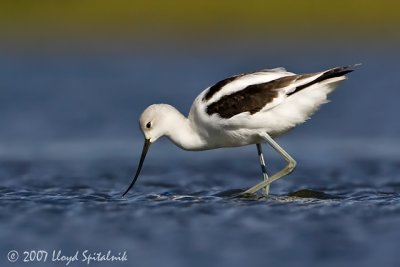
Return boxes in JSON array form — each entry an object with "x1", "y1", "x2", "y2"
[{"x1": 146, "y1": 122, "x2": 152, "y2": 129}]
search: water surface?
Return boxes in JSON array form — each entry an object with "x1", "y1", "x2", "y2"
[{"x1": 0, "y1": 49, "x2": 400, "y2": 267}]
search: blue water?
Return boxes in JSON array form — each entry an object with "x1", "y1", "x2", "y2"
[{"x1": 0, "y1": 47, "x2": 400, "y2": 267}]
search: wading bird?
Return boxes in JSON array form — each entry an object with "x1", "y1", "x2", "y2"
[{"x1": 122, "y1": 65, "x2": 355, "y2": 197}]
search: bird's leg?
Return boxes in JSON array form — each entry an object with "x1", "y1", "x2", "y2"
[
  {"x1": 256, "y1": 143, "x2": 269, "y2": 196},
  {"x1": 243, "y1": 133, "x2": 296, "y2": 195}
]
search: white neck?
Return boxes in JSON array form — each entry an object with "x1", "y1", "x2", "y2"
[{"x1": 163, "y1": 107, "x2": 206, "y2": 151}]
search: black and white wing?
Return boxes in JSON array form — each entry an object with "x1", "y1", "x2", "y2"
[{"x1": 201, "y1": 66, "x2": 353, "y2": 119}]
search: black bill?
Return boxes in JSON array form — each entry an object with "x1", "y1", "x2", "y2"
[{"x1": 122, "y1": 138, "x2": 151, "y2": 196}]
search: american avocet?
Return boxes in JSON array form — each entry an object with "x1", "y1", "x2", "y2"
[{"x1": 122, "y1": 65, "x2": 355, "y2": 197}]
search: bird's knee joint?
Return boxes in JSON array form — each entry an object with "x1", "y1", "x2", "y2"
[{"x1": 288, "y1": 159, "x2": 297, "y2": 171}]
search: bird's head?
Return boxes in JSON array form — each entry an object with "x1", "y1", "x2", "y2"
[
  {"x1": 122, "y1": 104, "x2": 174, "y2": 196},
  {"x1": 139, "y1": 104, "x2": 171, "y2": 143}
]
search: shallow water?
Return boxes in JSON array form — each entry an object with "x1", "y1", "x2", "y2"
[
  {"x1": 1, "y1": 155, "x2": 400, "y2": 267},
  {"x1": 1, "y1": 50, "x2": 400, "y2": 267}
]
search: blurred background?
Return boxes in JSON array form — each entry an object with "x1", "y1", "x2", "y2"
[
  {"x1": 1, "y1": 1, "x2": 400, "y2": 267},
  {"x1": 1, "y1": 0, "x2": 399, "y2": 159}
]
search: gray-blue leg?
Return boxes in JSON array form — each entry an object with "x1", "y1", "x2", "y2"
[
  {"x1": 244, "y1": 133, "x2": 296, "y2": 195},
  {"x1": 256, "y1": 143, "x2": 269, "y2": 196}
]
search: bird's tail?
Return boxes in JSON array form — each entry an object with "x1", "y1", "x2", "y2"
[{"x1": 288, "y1": 64, "x2": 360, "y2": 96}]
